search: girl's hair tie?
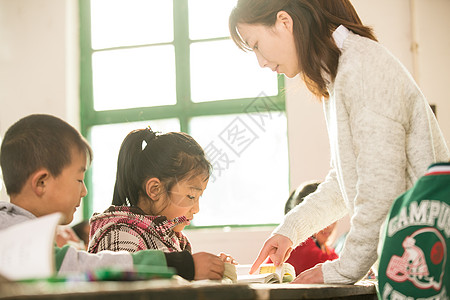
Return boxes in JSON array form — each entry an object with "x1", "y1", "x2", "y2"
[
  {"x1": 141, "y1": 126, "x2": 157, "y2": 151},
  {"x1": 144, "y1": 126, "x2": 157, "y2": 142}
]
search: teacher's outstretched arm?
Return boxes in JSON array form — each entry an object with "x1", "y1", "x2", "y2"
[{"x1": 250, "y1": 234, "x2": 293, "y2": 274}]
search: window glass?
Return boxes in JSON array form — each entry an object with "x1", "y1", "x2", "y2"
[
  {"x1": 189, "y1": 111, "x2": 289, "y2": 226},
  {"x1": 92, "y1": 45, "x2": 176, "y2": 111},
  {"x1": 90, "y1": 0, "x2": 173, "y2": 49},
  {"x1": 89, "y1": 119, "x2": 180, "y2": 214},
  {"x1": 190, "y1": 40, "x2": 278, "y2": 102},
  {"x1": 81, "y1": 0, "x2": 287, "y2": 226},
  {"x1": 188, "y1": 0, "x2": 237, "y2": 40}
]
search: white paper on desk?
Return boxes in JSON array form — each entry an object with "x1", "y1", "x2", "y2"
[
  {"x1": 235, "y1": 263, "x2": 296, "y2": 284},
  {"x1": 0, "y1": 212, "x2": 62, "y2": 281}
]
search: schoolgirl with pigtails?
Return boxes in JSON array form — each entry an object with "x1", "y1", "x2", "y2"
[{"x1": 88, "y1": 128, "x2": 234, "y2": 280}]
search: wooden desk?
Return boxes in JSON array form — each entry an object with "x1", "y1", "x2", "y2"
[
  {"x1": 0, "y1": 279, "x2": 377, "y2": 300},
  {"x1": 252, "y1": 283, "x2": 377, "y2": 299}
]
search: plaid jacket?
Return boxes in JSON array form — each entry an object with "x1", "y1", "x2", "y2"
[{"x1": 88, "y1": 205, "x2": 191, "y2": 254}]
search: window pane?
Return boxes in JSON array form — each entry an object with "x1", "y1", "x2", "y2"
[
  {"x1": 189, "y1": 110, "x2": 289, "y2": 226},
  {"x1": 90, "y1": 0, "x2": 173, "y2": 49},
  {"x1": 191, "y1": 40, "x2": 278, "y2": 102},
  {"x1": 89, "y1": 119, "x2": 180, "y2": 215},
  {"x1": 92, "y1": 46, "x2": 176, "y2": 111},
  {"x1": 188, "y1": 0, "x2": 237, "y2": 40}
]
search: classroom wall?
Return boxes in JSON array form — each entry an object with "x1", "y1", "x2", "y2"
[
  {"x1": 0, "y1": 0, "x2": 449, "y2": 264},
  {"x1": 0, "y1": 0, "x2": 79, "y2": 202}
]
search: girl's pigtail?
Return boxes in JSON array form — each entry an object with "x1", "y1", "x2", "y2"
[
  {"x1": 112, "y1": 130, "x2": 147, "y2": 206},
  {"x1": 143, "y1": 128, "x2": 157, "y2": 146}
]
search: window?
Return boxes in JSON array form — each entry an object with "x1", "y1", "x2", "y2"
[{"x1": 80, "y1": 0, "x2": 289, "y2": 226}]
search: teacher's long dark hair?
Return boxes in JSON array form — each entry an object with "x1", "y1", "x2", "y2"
[
  {"x1": 229, "y1": 0, "x2": 377, "y2": 99},
  {"x1": 112, "y1": 129, "x2": 211, "y2": 210}
]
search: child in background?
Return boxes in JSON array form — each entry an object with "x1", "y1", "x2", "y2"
[
  {"x1": 0, "y1": 114, "x2": 224, "y2": 281},
  {"x1": 72, "y1": 220, "x2": 90, "y2": 250},
  {"x1": 271, "y1": 181, "x2": 339, "y2": 275},
  {"x1": 88, "y1": 128, "x2": 235, "y2": 265},
  {"x1": 55, "y1": 225, "x2": 86, "y2": 250}
]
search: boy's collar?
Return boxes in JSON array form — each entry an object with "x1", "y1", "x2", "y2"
[{"x1": 425, "y1": 162, "x2": 450, "y2": 176}]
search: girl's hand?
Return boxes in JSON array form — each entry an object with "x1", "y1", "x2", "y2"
[
  {"x1": 218, "y1": 252, "x2": 238, "y2": 265},
  {"x1": 250, "y1": 234, "x2": 293, "y2": 274},
  {"x1": 291, "y1": 263, "x2": 324, "y2": 284},
  {"x1": 192, "y1": 252, "x2": 225, "y2": 280}
]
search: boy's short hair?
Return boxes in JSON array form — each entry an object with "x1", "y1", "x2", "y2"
[
  {"x1": 284, "y1": 180, "x2": 321, "y2": 214},
  {"x1": 0, "y1": 114, "x2": 92, "y2": 195}
]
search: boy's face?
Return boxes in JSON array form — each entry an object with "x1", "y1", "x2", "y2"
[{"x1": 43, "y1": 149, "x2": 88, "y2": 224}]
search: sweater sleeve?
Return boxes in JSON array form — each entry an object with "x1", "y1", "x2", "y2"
[
  {"x1": 273, "y1": 168, "x2": 348, "y2": 246},
  {"x1": 163, "y1": 250, "x2": 195, "y2": 280},
  {"x1": 133, "y1": 250, "x2": 194, "y2": 280},
  {"x1": 322, "y1": 107, "x2": 407, "y2": 284},
  {"x1": 57, "y1": 245, "x2": 194, "y2": 280},
  {"x1": 57, "y1": 245, "x2": 135, "y2": 274}
]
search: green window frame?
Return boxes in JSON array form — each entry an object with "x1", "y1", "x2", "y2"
[{"x1": 79, "y1": 0, "x2": 286, "y2": 224}]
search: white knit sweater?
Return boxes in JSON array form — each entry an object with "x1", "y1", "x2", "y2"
[{"x1": 273, "y1": 30, "x2": 450, "y2": 284}]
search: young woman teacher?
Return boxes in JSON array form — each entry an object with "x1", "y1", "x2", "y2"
[{"x1": 229, "y1": 0, "x2": 449, "y2": 284}]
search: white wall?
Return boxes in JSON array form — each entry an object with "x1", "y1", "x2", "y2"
[
  {"x1": 413, "y1": 0, "x2": 450, "y2": 132},
  {"x1": 0, "y1": 0, "x2": 79, "y2": 201},
  {"x1": 1, "y1": 0, "x2": 449, "y2": 264}
]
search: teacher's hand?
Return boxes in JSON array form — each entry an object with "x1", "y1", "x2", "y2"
[
  {"x1": 250, "y1": 234, "x2": 293, "y2": 274},
  {"x1": 291, "y1": 263, "x2": 324, "y2": 284}
]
